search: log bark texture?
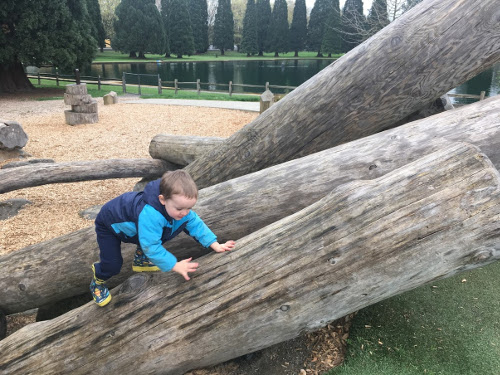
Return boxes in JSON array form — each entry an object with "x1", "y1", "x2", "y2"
[
  {"x1": 2, "y1": 96, "x2": 500, "y2": 314},
  {"x1": 2, "y1": 143, "x2": 500, "y2": 374},
  {"x1": 149, "y1": 134, "x2": 224, "y2": 166},
  {"x1": 184, "y1": 0, "x2": 500, "y2": 189},
  {"x1": 0, "y1": 158, "x2": 177, "y2": 194}
]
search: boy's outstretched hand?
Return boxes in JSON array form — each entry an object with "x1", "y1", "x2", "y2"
[
  {"x1": 172, "y1": 258, "x2": 199, "y2": 281},
  {"x1": 210, "y1": 240, "x2": 236, "y2": 253}
]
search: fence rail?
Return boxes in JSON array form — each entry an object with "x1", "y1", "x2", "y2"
[{"x1": 28, "y1": 72, "x2": 296, "y2": 96}]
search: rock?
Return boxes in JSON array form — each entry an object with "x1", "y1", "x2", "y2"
[
  {"x1": 0, "y1": 199, "x2": 32, "y2": 220},
  {"x1": 0, "y1": 120, "x2": 28, "y2": 150},
  {"x1": 103, "y1": 91, "x2": 118, "y2": 105},
  {"x1": 1, "y1": 159, "x2": 55, "y2": 169}
]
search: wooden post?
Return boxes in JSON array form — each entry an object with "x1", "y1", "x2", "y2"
[
  {"x1": 98, "y1": 75, "x2": 101, "y2": 91},
  {"x1": 260, "y1": 89, "x2": 274, "y2": 114},
  {"x1": 229, "y1": 81, "x2": 233, "y2": 96},
  {"x1": 138, "y1": 74, "x2": 141, "y2": 96},
  {"x1": 480, "y1": 91, "x2": 486, "y2": 100},
  {"x1": 122, "y1": 72, "x2": 126, "y2": 94},
  {"x1": 37, "y1": 73, "x2": 41, "y2": 85},
  {"x1": 174, "y1": 79, "x2": 178, "y2": 94},
  {"x1": 158, "y1": 75, "x2": 162, "y2": 94},
  {"x1": 56, "y1": 72, "x2": 59, "y2": 86},
  {"x1": 74, "y1": 69, "x2": 80, "y2": 85},
  {"x1": 265, "y1": 81, "x2": 269, "y2": 91},
  {"x1": 197, "y1": 79, "x2": 201, "y2": 95}
]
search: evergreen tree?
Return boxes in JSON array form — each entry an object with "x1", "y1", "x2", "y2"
[
  {"x1": 307, "y1": 0, "x2": 328, "y2": 56},
  {"x1": 256, "y1": 0, "x2": 272, "y2": 56},
  {"x1": 98, "y1": 0, "x2": 120, "y2": 41},
  {"x1": 402, "y1": 0, "x2": 423, "y2": 13},
  {"x1": 270, "y1": 0, "x2": 289, "y2": 57},
  {"x1": 113, "y1": 0, "x2": 166, "y2": 58},
  {"x1": 160, "y1": 0, "x2": 172, "y2": 56},
  {"x1": 169, "y1": 0, "x2": 195, "y2": 57},
  {"x1": 189, "y1": 0, "x2": 209, "y2": 53},
  {"x1": 87, "y1": 0, "x2": 106, "y2": 52},
  {"x1": 240, "y1": 0, "x2": 258, "y2": 56},
  {"x1": 321, "y1": 0, "x2": 342, "y2": 57},
  {"x1": 214, "y1": 0, "x2": 234, "y2": 55},
  {"x1": 0, "y1": 0, "x2": 97, "y2": 92},
  {"x1": 366, "y1": 0, "x2": 389, "y2": 37},
  {"x1": 341, "y1": 0, "x2": 365, "y2": 52},
  {"x1": 289, "y1": 0, "x2": 307, "y2": 57}
]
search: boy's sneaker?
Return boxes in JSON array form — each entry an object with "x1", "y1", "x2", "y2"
[
  {"x1": 132, "y1": 247, "x2": 160, "y2": 272},
  {"x1": 90, "y1": 264, "x2": 111, "y2": 307}
]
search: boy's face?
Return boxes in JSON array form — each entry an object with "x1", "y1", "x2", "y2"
[{"x1": 159, "y1": 194, "x2": 197, "y2": 220}]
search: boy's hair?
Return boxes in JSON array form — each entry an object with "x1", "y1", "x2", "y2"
[{"x1": 159, "y1": 170, "x2": 198, "y2": 200}]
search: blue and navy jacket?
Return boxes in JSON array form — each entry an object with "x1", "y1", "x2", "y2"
[{"x1": 96, "y1": 179, "x2": 216, "y2": 271}]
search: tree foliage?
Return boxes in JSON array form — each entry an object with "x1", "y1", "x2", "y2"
[
  {"x1": 189, "y1": 0, "x2": 209, "y2": 53},
  {"x1": 98, "y1": 0, "x2": 120, "y2": 40},
  {"x1": 160, "y1": 0, "x2": 172, "y2": 56},
  {"x1": 308, "y1": 0, "x2": 328, "y2": 56},
  {"x1": 269, "y1": 0, "x2": 289, "y2": 56},
  {"x1": 0, "y1": 0, "x2": 97, "y2": 92},
  {"x1": 289, "y1": 0, "x2": 307, "y2": 56},
  {"x1": 321, "y1": 0, "x2": 342, "y2": 57},
  {"x1": 256, "y1": 0, "x2": 272, "y2": 55},
  {"x1": 214, "y1": 0, "x2": 234, "y2": 54},
  {"x1": 240, "y1": 0, "x2": 258, "y2": 55},
  {"x1": 366, "y1": 0, "x2": 389, "y2": 37},
  {"x1": 87, "y1": 0, "x2": 106, "y2": 51},
  {"x1": 341, "y1": 0, "x2": 366, "y2": 52},
  {"x1": 113, "y1": 0, "x2": 166, "y2": 58},
  {"x1": 169, "y1": 0, "x2": 195, "y2": 57}
]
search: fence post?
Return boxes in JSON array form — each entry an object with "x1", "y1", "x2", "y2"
[
  {"x1": 197, "y1": 79, "x2": 201, "y2": 95},
  {"x1": 56, "y1": 72, "x2": 59, "y2": 86},
  {"x1": 480, "y1": 91, "x2": 486, "y2": 100},
  {"x1": 158, "y1": 74, "x2": 162, "y2": 94},
  {"x1": 265, "y1": 81, "x2": 269, "y2": 91},
  {"x1": 98, "y1": 75, "x2": 101, "y2": 91},
  {"x1": 138, "y1": 74, "x2": 141, "y2": 96},
  {"x1": 260, "y1": 89, "x2": 274, "y2": 114},
  {"x1": 175, "y1": 79, "x2": 178, "y2": 95},
  {"x1": 38, "y1": 73, "x2": 41, "y2": 85},
  {"x1": 229, "y1": 81, "x2": 232, "y2": 96},
  {"x1": 122, "y1": 72, "x2": 126, "y2": 94}
]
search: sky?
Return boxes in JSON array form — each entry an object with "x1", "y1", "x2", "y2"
[{"x1": 305, "y1": 0, "x2": 374, "y2": 15}]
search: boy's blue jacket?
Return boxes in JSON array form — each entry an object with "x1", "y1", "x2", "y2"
[{"x1": 96, "y1": 179, "x2": 216, "y2": 271}]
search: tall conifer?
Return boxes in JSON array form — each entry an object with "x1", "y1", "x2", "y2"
[
  {"x1": 341, "y1": 0, "x2": 365, "y2": 52},
  {"x1": 256, "y1": 0, "x2": 272, "y2": 55},
  {"x1": 289, "y1": 0, "x2": 307, "y2": 57},
  {"x1": 307, "y1": 0, "x2": 328, "y2": 56},
  {"x1": 366, "y1": 0, "x2": 389, "y2": 37},
  {"x1": 321, "y1": 0, "x2": 341, "y2": 57},
  {"x1": 169, "y1": 0, "x2": 195, "y2": 57},
  {"x1": 160, "y1": 0, "x2": 171, "y2": 56},
  {"x1": 87, "y1": 0, "x2": 106, "y2": 51},
  {"x1": 270, "y1": 0, "x2": 289, "y2": 57},
  {"x1": 189, "y1": 0, "x2": 209, "y2": 53},
  {"x1": 241, "y1": 0, "x2": 259, "y2": 56},
  {"x1": 214, "y1": 0, "x2": 235, "y2": 55}
]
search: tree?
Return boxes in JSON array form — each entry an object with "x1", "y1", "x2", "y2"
[
  {"x1": 169, "y1": 0, "x2": 195, "y2": 57},
  {"x1": 402, "y1": 0, "x2": 423, "y2": 12},
  {"x1": 213, "y1": 0, "x2": 234, "y2": 55},
  {"x1": 0, "y1": 0, "x2": 97, "y2": 92},
  {"x1": 113, "y1": 0, "x2": 166, "y2": 58},
  {"x1": 98, "y1": 0, "x2": 120, "y2": 41},
  {"x1": 231, "y1": 0, "x2": 246, "y2": 49},
  {"x1": 341, "y1": 0, "x2": 366, "y2": 52},
  {"x1": 240, "y1": 0, "x2": 259, "y2": 56},
  {"x1": 307, "y1": 0, "x2": 328, "y2": 56},
  {"x1": 87, "y1": 0, "x2": 106, "y2": 52},
  {"x1": 256, "y1": 0, "x2": 272, "y2": 55},
  {"x1": 269, "y1": 0, "x2": 289, "y2": 57},
  {"x1": 189, "y1": 0, "x2": 209, "y2": 53},
  {"x1": 366, "y1": 0, "x2": 390, "y2": 37},
  {"x1": 160, "y1": 0, "x2": 172, "y2": 57},
  {"x1": 321, "y1": 0, "x2": 342, "y2": 57},
  {"x1": 289, "y1": 0, "x2": 307, "y2": 57}
]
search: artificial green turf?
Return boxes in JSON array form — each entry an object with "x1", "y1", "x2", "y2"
[{"x1": 329, "y1": 261, "x2": 500, "y2": 375}]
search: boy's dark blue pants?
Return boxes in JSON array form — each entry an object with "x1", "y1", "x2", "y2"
[{"x1": 94, "y1": 221, "x2": 124, "y2": 281}]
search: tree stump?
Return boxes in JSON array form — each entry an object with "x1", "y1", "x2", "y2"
[{"x1": 64, "y1": 83, "x2": 98, "y2": 125}]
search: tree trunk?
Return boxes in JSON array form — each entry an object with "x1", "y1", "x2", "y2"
[
  {"x1": 149, "y1": 134, "x2": 225, "y2": 166},
  {"x1": 2, "y1": 143, "x2": 500, "y2": 374},
  {"x1": 184, "y1": 0, "x2": 500, "y2": 189},
  {"x1": 2, "y1": 96, "x2": 500, "y2": 315},
  {"x1": 0, "y1": 61, "x2": 34, "y2": 93},
  {"x1": 0, "y1": 159, "x2": 177, "y2": 194}
]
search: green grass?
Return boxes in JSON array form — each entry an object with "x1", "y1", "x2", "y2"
[
  {"x1": 329, "y1": 261, "x2": 500, "y2": 375},
  {"x1": 29, "y1": 78, "x2": 260, "y2": 102},
  {"x1": 93, "y1": 50, "x2": 341, "y2": 63}
]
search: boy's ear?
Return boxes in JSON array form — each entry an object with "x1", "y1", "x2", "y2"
[{"x1": 158, "y1": 195, "x2": 167, "y2": 206}]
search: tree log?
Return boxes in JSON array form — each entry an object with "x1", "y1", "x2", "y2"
[
  {"x1": 2, "y1": 143, "x2": 500, "y2": 374},
  {"x1": 0, "y1": 158, "x2": 178, "y2": 194},
  {"x1": 2, "y1": 96, "x2": 500, "y2": 314},
  {"x1": 184, "y1": 0, "x2": 500, "y2": 189},
  {"x1": 149, "y1": 134, "x2": 225, "y2": 166}
]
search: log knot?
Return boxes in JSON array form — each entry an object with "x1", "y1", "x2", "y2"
[{"x1": 118, "y1": 274, "x2": 149, "y2": 295}]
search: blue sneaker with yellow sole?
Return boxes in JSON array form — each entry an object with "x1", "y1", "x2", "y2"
[
  {"x1": 90, "y1": 264, "x2": 111, "y2": 307},
  {"x1": 132, "y1": 247, "x2": 160, "y2": 272}
]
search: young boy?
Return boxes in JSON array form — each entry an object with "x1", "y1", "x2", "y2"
[{"x1": 90, "y1": 170, "x2": 235, "y2": 306}]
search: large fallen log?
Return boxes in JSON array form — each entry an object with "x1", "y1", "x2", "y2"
[
  {"x1": 2, "y1": 143, "x2": 500, "y2": 374},
  {"x1": 0, "y1": 158, "x2": 178, "y2": 194},
  {"x1": 149, "y1": 134, "x2": 224, "y2": 166},
  {"x1": 184, "y1": 0, "x2": 500, "y2": 188},
  {"x1": 1, "y1": 96, "x2": 500, "y2": 315}
]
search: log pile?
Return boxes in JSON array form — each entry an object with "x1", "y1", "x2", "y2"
[{"x1": 64, "y1": 83, "x2": 98, "y2": 125}]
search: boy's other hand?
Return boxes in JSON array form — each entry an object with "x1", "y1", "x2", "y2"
[
  {"x1": 172, "y1": 258, "x2": 199, "y2": 281},
  {"x1": 211, "y1": 240, "x2": 236, "y2": 253}
]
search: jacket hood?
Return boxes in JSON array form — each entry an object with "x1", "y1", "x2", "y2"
[{"x1": 142, "y1": 179, "x2": 173, "y2": 222}]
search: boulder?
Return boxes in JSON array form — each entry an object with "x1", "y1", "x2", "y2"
[
  {"x1": 103, "y1": 91, "x2": 118, "y2": 105},
  {"x1": 0, "y1": 120, "x2": 28, "y2": 150}
]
